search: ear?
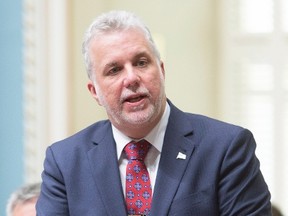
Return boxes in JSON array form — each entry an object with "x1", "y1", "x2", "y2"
[
  {"x1": 87, "y1": 80, "x2": 102, "y2": 106},
  {"x1": 160, "y1": 61, "x2": 165, "y2": 78}
]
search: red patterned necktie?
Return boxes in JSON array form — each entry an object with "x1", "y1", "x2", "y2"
[{"x1": 124, "y1": 139, "x2": 152, "y2": 215}]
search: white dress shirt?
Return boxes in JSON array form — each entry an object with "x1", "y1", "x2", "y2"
[{"x1": 112, "y1": 102, "x2": 170, "y2": 196}]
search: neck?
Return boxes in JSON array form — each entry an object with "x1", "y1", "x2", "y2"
[{"x1": 113, "y1": 101, "x2": 166, "y2": 139}]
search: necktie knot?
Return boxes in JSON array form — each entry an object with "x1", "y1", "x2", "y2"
[{"x1": 124, "y1": 139, "x2": 151, "y2": 161}]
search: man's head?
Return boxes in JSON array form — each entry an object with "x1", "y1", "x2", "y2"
[
  {"x1": 83, "y1": 11, "x2": 167, "y2": 138},
  {"x1": 82, "y1": 10, "x2": 161, "y2": 79},
  {"x1": 6, "y1": 183, "x2": 41, "y2": 216}
]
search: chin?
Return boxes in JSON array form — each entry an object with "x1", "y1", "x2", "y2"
[
  {"x1": 123, "y1": 111, "x2": 157, "y2": 128},
  {"x1": 124, "y1": 116, "x2": 151, "y2": 126},
  {"x1": 113, "y1": 102, "x2": 162, "y2": 128}
]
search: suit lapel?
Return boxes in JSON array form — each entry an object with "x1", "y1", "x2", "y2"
[
  {"x1": 150, "y1": 103, "x2": 196, "y2": 215},
  {"x1": 85, "y1": 102, "x2": 195, "y2": 216},
  {"x1": 87, "y1": 122, "x2": 127, "y2": 216}
]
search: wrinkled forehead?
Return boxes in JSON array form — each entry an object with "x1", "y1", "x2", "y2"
[
  {"x1": 90, "y1": 29, "x2": 155, "y2": 64},
  {"x1": 90, "y1": 26, "x2": 149, "y2": 45},
  {"x1": 90, "y1": 28, "x2": 154, "y2": 57}
]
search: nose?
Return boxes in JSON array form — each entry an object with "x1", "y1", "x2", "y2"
[{"x1": 123, "y1": 65, "x2": 140, "y2": 89}]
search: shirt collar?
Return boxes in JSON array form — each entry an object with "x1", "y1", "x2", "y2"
[{"x1": 113, "y1": 101, "x2": 171, "y2": 160}]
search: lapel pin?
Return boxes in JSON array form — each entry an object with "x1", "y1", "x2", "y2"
[{"x1": 176, "y1": 152, "x2": 186, "y2": 160}]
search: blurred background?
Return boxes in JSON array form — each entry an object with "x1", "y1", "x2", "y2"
[{"x1": 1, "y1": 0, "x2": 287, "y2": 215}]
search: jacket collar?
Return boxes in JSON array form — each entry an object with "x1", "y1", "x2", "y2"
[
  {"x1": 87, "y1": 121, "x2": 127, "y2": 215},
  {"x1": 150, "y1": 101, "x2": 196, "y2": 215},
  {"x1": 87, "y1": 100, "x2": 195, "y2": 215}
]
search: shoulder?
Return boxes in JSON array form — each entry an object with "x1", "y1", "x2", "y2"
[
  {"x1": 169, "y1": 100, "x2": 245, "y2": 135},
  {"x1": 50, "y1": 120, "x2": 111, "y2": 151},
  {"x1": 188, "y1": 113, "x2": 244, "y2": 133},
  {"x1": 168, "y1": 101, "x2": 253, "y2": 146}
]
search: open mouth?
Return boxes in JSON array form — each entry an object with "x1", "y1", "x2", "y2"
[{"x1": 124, "y1": 94, "x2": 147, "y2": 103}]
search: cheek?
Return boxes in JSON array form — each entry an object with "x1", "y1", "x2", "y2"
[
  {"x1": 148, "y1": 72, "x2": 164, "y2": 89},
  {"x1": 99, "y1": 81, "x2": 121, "y2": 102}
]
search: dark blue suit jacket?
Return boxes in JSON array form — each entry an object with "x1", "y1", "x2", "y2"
[{"x1": 36, "y1": 101, "x2": 271, "y2": 215}]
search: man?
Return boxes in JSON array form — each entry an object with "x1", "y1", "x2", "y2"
[
  {"x1": 36, "y1": 10, "x2": 271, "y2": 215},
  {"x1": 7, "y1": 183, "x2": 40, "y2": 216}
]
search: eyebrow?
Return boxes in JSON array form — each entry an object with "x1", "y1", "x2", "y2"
[
  {"x1": 133, "y1": 51, "x2": 150, "y2": 59},
  {"x1": 102, "y1": 50, "x2": 151, "y2": 71},
  {"x1": 105, "y1": 62, "x2": 118, "y2": 68},
  {"x1": 103, "y1": 62, "x2": 119, "y2": 71}
]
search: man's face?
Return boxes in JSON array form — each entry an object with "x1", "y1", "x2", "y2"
[
  {"x1": 87, "y1": 29, "x2": 166, "y2": 137},
  {"x1": 13, "y1": 199, "x2": 37, "y2": 216}
]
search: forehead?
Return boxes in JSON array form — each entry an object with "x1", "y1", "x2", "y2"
[
  {"x1": 95, "y1": 28, "x2": 148, "y2": 44},
  {"x1": 13, "y1": 201, "x2": 37, "y2": 216},
  {"x1": 90, "y1": 29, "x2": 153, "y2": 58}
]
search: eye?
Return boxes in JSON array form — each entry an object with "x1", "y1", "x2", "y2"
[
  {"x1": 107, "y1": 66, "x2": 121, "y2": 75},
  {"x1": 136, "y1": 59, "x2": 148, "y2": 67}
]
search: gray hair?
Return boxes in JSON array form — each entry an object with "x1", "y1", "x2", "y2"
[
  {"x1": 82, "y1": 10, "x2": 161, "y2": 79},
  {"x1": 6, "y1": 182, "x2": 41, "y2": 216}
]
